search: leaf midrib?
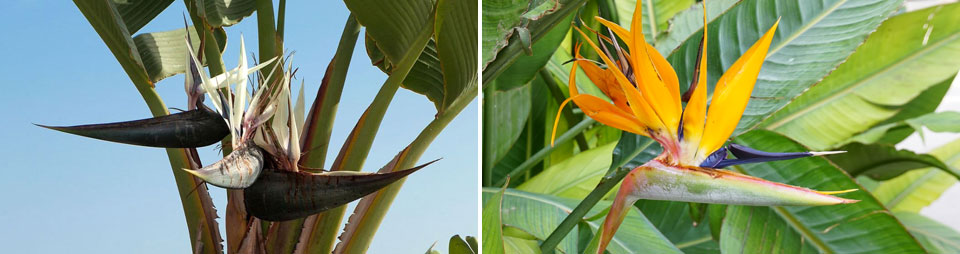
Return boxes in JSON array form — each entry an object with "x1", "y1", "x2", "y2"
[
  {"x1": 764, "y1": 28, "x2": 960, "y2": 130},
  {"x1": 887, "y1": 169, "x2": 941, "y2": 209}
]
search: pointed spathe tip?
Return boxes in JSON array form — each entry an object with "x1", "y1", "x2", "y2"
[{"x1": 810, "y1": 150, "x2": 846, "y2": 156}]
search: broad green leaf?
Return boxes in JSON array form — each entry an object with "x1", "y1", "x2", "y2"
[
  {"x1": 872, "y1": 138, "x2": 960, "y2": 212},
  {"x1": 75, "y1": 0, "x2": 150, "y2": 88},
  {"x1": 481, "y1": 0, "x2": 559, "y2": 68},
  {"x1": 908, "y1": 111, "x2": 960, "y2": 136},
  {"x1": 489, "y1": 12, "x2": 572, "y2": 91},
  {"x1": 635, "y1": 200, "x2": 719, "y2": 253},
  {"x1": 435, "y1": 0, "x2": 479, "y2": 110},
  {"x1": 348, "y1": 0, "x2": 435, "y2": 65},
  {"x1": 614, "y1": 0, "x2": 695, "y2": 42},
  {"x1": 720, "y1": 130, "x2": 924, "y2": 253},
  {"x1": 878, "y1": 75, "x2": 954, "y2": 125},
  {"x1": 197, "y1": 0, "x2": 257, "y2": 27},
  {"x1": 761, "y1": 2, "x2": 960, "y2": 150},
  {"x1": 449, "y1": 235, "x2": 476, "y2": 254},
  {"x1": 707, "y1": 204, "x2": 726, "y2": 242},
  {"x1": 365, "y1": 0, "x2": 477, "y2": 112},
  {"x1": 895, "y1": 211, "x2": 960, "y2": 253},
  {"x1": 482, "y1": 0, "x2": 585, "y2": 88},
  {"x1": 517, "y1": 142, "x2": 616, "y2": 199},
  {"x1": 482, "y1": 188, "x2": 681, "y2": 254},
  {"x1": 827, "y1": 142, "x2": 960, "y2": 180},
  {"x1": 133, "y1": 26, "x2": 226, "y2": 83},
  {"x1": 483, "y1": 185, "x2": 507, "y2": 254},
  {"x1": 720, "y1": 206, "x2": 819, "y2": 253},
  {"x1": 113, "y1": 0, "x2": 174, "y2": 33},
  {"x1": 504, "y1": 236, "x2": 541, "y2": 254},
  {"x1": 846, "y1": 110, "x2": 960, "y2": 147},
  {"x1": 368, "y1": 39, "x2": 447, "y2": 110},
  {"x1": 667, "y1": 0, "x2": 903, "y2": 138},
  {"x1": 490, "y1": 122, "x2": 533, "y2": 187},
  {"x1": 483, "y1": 84, "x2": 531, "y2": 185},
  {"x1": 874, "y1": 169, "x2": 956, "y2": 213},
  {"x1": 652, "y1": 0, "x2": 740, "y2": 54}
]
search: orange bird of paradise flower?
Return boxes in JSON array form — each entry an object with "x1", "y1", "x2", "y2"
[{"x1": 551, "y1": 2, "x2": 859, "y2": 253}]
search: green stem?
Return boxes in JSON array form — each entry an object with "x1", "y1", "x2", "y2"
[
  {"x1": 495, "y1": 118, "x2": 595, "y2": 187},
  {"x1": 256, "y1": 0, "x2": 278, "y2": 74},
  {"x1": 277, "y1": 0, "x2": 286, "y2": 42},
  {"x1": 539, "y1": 68, "x2": 589, "y2": 152},
  {"x1": 289, "y1": 15, "x2": 361, "y2": 254},
  {"x1": 300, "y1": 14, "x2": 360, "y2": 169},
  {"x1": 538, "y1": 138, "x2": 654, "y2": 253},
  {"x1": 336, "y1": 86, "x2": 478, "y2": 254},
  {"x1": 298, "y1": 17, "x2": 434, "y2": 254},
  {"x1": 539, "y1": 166, "x2": 631, "y2": 254}
]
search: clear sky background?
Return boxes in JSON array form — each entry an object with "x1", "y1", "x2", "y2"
[{"x1": 0, "y1": 1, "x2": 478, "y2": 253}]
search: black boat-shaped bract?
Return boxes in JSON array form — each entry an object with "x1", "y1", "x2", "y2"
[
  {"x1": 243, "y1": 159, "x2": 439, "y2": 221},
  {"x1": 38, "y1": 105, "x2": 229, "y2": 148}
]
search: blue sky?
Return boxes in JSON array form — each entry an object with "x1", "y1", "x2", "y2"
[{"x1": 0, "y1": 1, "x2": 477, "y2": 253}]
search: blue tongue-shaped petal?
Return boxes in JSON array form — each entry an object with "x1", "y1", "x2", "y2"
[
  {"x1": 699, "y1": 147, "x2": 727, "y2": 168},
  {"x1": 703, "y1": 144, "x2": 844, "y2": 168}
]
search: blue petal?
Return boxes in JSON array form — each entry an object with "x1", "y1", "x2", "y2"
[
  {"x1": 699, "y1": 147, "x2": 728, "y2": 168},
  {"x1": 713, "y1": 144, "x2": 813, "y2": 168}
]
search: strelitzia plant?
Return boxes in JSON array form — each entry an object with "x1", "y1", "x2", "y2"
[
  {"x1": 41, "y1": 34, "x2": 435, "y2": 222},
  {"x1": 553, "y1": 3, "x2": 858, "y2": 253}
]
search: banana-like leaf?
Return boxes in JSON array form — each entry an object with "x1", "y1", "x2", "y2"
[
  {"x1": 895, "y1": 211, "x2": 960, "y2": 253},
  {"x1": 517, "y1": 142, "x2": 617, "y2": 199},
  {"x1": 483, "y1": 84, "x2": 531, "y2": 185},
  {"x1": 482, "y1": 0, "x2": 586, "y2": 87},
  {"x1": 113, "y1": 0, "x2": 174, "y2": 33},
  {"x1": 365, "y1": 0, "x2": 478, "y2": 113},
  {"x1": 197, "y1": 0, "x2": 257, "y2": 27},
  {"x1": 634, "y1": 200, "x2": 719, "y2": 253},
  {"x1": 845, "y1": 110, "x2": 960, "y2": 147},
  {"x1": 719, "y1": 130, "x2": 924, "y2": 253},
  {"x1": 449, "y1": 235, "x2": 477, "y2": 254},
  {"x1": 844, "y1": 75, "x2": 954, "y2": 144},
  {"x1": 366, "y1": 39, "x2": 446, "y2": 111},
  {"x1": 434, "y1": 0, "x2": 479, "y2": 110},
  {"x1": 828, "y1": 142, "x2": 960, "y2": 180},
  {"x1": 481, "y1": 0, "x2": 559, "y2": 68},
  {"x1": 761, "y1": 2, "x2": 960, "y2": 150},
  {"x1": 482, "y1": 188, "x2": 682, "y2": 254},
  {"x1": 482, "y1": 184, "x2": 507, "y2": 254},
  {"x1": 666, "y1": 0, "x2": 903, "y2": 138},
  {"x1": 652, "y1": 0, "x2": 740, "y2": 54},
  {"x1": 347, "y1": 0, "x2": 434, "y2": 65},
  {"x1": 871, "y1": 138, "x2": 960, "y2": 212},
  {"x1": 134, "y1": 26, "x2": 227, "y2": 83},
  {"x1": 489, "y1": 12, "x2": 571, "y2": 91},
  {"x1": 614, "y1": 0, "x2": 694, "y2": 42}
]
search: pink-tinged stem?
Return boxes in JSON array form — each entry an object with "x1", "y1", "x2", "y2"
[{"x1": 597, "y1": 174, "x2": 640, "y2": 254}]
